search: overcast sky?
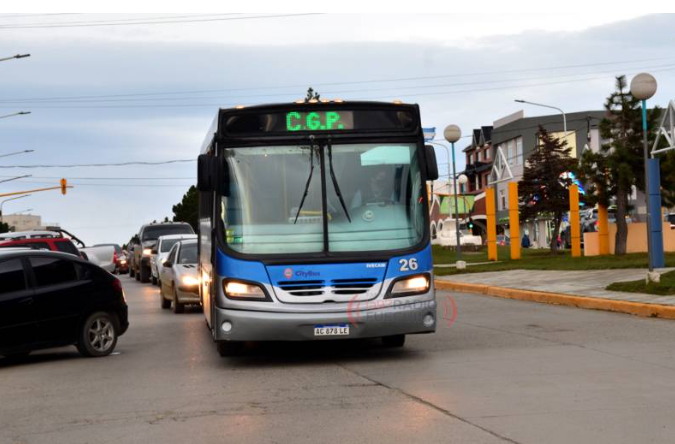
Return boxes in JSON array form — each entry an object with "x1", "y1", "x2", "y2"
[{"x1": 1, "y1": 13, "x2": 674, "y2": 245}]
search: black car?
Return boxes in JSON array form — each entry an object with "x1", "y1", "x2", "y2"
[{"x1": 0, "y1": 249, "x2": 129, "y2": 360}]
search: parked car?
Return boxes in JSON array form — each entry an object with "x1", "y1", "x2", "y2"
[
  {"x1": 0, "y1": 231, "x2": 82, "y2": 257},
  {"x1": 0, "y1": 249, "x2": 129, "y2": 360},
  {"x1": 436, "y1": 221, "x2": 482, "y2": 247},
  {"x1": 158, "y1": 240, "x2": 200, "y2": 313},
  {"x1": 94, "y1": 243, "x2": 128, "y2": 274},
  {"x1": 666, "y1": 213, "x2": 675, "y2": 230},
  {"x1": 150, "y1": 234, "x2": 197, "y2": 286},
  {"x1": 131, "y1": 222, "x2": 195, "y2": 283},
  {"x1": 496, "y1": 235, "x2": 510, "y2": 246}
]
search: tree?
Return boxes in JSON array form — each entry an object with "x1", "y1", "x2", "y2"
[
  {"x1": 577, "y1": 76, "x2": 661, "y2": 255},
  {"x1": 304, "y1": 87, "x2": 320, "y2": 102},
  {"x1": 519, "y1": 126, "x2": 577, "y2": 254},
  {"x1": 172, "y1": 185, "x2": 198, "y2": 232},
  {"x1": 0, "y1": 221, "x2": 12, "y2": 233}
]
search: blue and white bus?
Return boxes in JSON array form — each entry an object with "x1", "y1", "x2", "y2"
[{"x1": 197, "y1": 101, "x2": 440, "y2": 356}]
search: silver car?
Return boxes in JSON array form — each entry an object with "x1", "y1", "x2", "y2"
[
  {"x1": 159, "y1": 240, "x2": 200, "y2": 313},
  {"x1": 151, "y1": 234, "x2": 197, "y2": 286}
]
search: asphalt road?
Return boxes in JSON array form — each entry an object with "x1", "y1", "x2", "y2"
[{"x1": 2, "y1": 278, "x2": 675, "y2": 444}]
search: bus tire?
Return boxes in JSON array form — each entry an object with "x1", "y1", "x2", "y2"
[
  {"x1": 216, "y1": 341, "x2": 245, "y2": 357},
  {"x1": 382, "y1": 334, "x2": 406, "y2": 348}
]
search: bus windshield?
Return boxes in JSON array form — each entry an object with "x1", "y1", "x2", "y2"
[{"x1": 221, "y1": 142, "x2": 425, "y2": 255}]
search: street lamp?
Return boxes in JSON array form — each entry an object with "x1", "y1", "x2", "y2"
[
  {"x1": 0, "y1": 54, "x2": 30, "y2": 63},
  {"x1": 0, "y1": 194, "x2": 31, "y2": 220},
  {"x1": 0, "y1": 150, "x2": 34, "y2": 159},
  {"x1": 0, "y1": 175, "x2": 32, "y2": 184},
  {"x1": 0, "y1": 111, "x2": 31, "y2": 120},
  {"x1": 630, "y1": 72, "x2": 663, "y2": 276},
  {"x1": 515, "y1": 99, "x2": 567, "y2": 136},
  {"x1": 444, "y1": 124, "x2": 463, "y2": 262}
]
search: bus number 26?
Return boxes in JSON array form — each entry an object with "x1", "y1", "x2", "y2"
[{"x1": 399, "y1": 258, "x2": 418, "y2": 271}]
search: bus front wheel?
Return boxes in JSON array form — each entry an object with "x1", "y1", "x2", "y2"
[
  {"x1": 382, "y1": 335, "x2": 406, "y2": 348},
  {"x1": 216, "y1": 341, "x2": 245, "y2": 357}
]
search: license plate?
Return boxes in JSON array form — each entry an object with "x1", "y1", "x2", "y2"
[{"x1": 314, "y1": 324, "x2": 350, "y2": 336}]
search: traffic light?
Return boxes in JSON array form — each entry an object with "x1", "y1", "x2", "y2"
[
  {"x1": 468, "y1": 218, "x2": 474, "y2": 232},
  {"x1": 60, "y1": 178, "x2": 67, "y2": 195}
]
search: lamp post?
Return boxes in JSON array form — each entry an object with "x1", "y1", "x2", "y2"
[
  {"x1": 0, "y1": 194, "x2": 31, "y2": 221},
  {"x1": 444, "y1": 124, "x2": 463, "y2": 261},
  {"x1": 515, "y1": 99, "x2": 567, "y2": 136},
  {"x1": 0, "y1": 111, "x2": 31, "y2": 120},
  {"x1": 630, "y1": 72, "x2": 663, "y2": 275},
  {"x1": 0, "y1": 54, "x2": 30, "y2": 63}
]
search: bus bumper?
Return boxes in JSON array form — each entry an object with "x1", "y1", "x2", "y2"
[{"x1": 213, "y1": 300, "x2": 437, "y2": 342}]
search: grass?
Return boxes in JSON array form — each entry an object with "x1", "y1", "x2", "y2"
[
  {"x1": 606, "y1": 270, "x2": 675, "y2": 296},
  {"x1": 432, "y1": 245, "x2": 675, "y2": 276}
]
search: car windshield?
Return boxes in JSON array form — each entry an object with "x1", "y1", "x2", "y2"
[
  {"x1": 142, "y1": 225, "x2": 193, "y2": 242},
  {"x1": 160, "y1": 238, "x2": 182, "y2": 252},
  {"x1": 178, "y1": 243, "x2": 197, "y2": 264},
  {"x1": 221, "y1": 142, "x2": 425, "y2": 255}
]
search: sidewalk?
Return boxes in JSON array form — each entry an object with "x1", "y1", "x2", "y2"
[{"x1": 435, "y1": 268, "x2": 675, "y2": 319}]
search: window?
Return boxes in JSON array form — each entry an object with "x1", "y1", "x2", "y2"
[
  {"x1": 0, "y1": 259, "x2": 26, "y2": 294},
  {"x1": 484, "y1": 148, "x2": 490, "y2": 160},
  {"x1": 468, "y1": 153, "x2": 474, "y2": 164},
  {"x1": 500, "y1": 190, "x2": 506, "y2": 210},
  {"x1": 178, "y1": 243, "x2": 198, "y2": 264},
  {"x1": 507, "y1": 139, "x2": 516, "y2": 166},
  {"x1": 55, "y1": 240, "x2": 80, "y2": 256},
  {"x1": 142, "y1": 225, "x2": 194, "y2": 242},
  {"x1": 477, "y1": 150, "x2": 482, "y2": 162},
  {"x1": 475, "y1": 175, "x2": 479, "y2": 191},
  {"x1": 160, "y1": 238, "x2": 181, "y2": 253},
  {"x1": 29, "y1": 257, "x2": 77, "y2": 287},
  {"x1": 167, "y1": 245, "x2": 178, "y2": 264},
  {"x1": 516, "y1": 137, "x2": 523, "y2": 165}
]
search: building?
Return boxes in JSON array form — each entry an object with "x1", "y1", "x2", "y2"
[
  {"x1": 459, "y1": 126, "x2": 494, "y2": 237},
  {"x1": 0, "y1": 213, "x2": 59, "y2": 232},
  {"x1": 490, "y1": 110, "x2": 606, "y2": 248}
]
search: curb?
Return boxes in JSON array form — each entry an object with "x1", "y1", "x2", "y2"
[{"x1": 434, "y1": 280, "x2": 675, "y2": 320}]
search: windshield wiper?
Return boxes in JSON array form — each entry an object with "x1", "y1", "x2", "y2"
[
  {"x1": 293, "y1": 136, "x2": 317, "y2": 224},
  {"x1": 326, "y1": 137, "x2": 352, "y2": 223}
]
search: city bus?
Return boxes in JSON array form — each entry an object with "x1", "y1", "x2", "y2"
[{"x1": 197, "y1": 100, "x2": 440, "y2": 356}]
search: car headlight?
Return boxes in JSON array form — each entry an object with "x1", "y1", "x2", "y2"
[
  {"x1": 223, "y1": 280, "x2": 270, "y2": 301},
  {"x1": 143, "y1": 248, "x2": 152, "y2": 256},
  {"x1": 181, "y1": 276, "x2": 200, "y2": 286},
  {"x1": 387, "y1": 274, "x2": 430, "y2": 298}
]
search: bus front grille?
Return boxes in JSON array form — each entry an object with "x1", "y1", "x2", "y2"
[
  {"x1": 330, "y1": 278, "x2": 378, "y2": 295},
  {"x1": 278, "y1": 280, "x2": 325, "y2": 296}
]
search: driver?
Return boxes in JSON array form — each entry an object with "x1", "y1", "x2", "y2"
[{"x1": 350, "y1": 167, "x2": 395, "y2": 209}]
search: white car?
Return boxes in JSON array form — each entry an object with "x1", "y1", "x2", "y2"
[
  {"x1": 150, "y1": 234, "x2": 197, "y2": 286},
  {"x1": 436, "y1": 221, "x2": 482, "y2": 247},
  {"x1": 159, "y1": 239, "x2": 200, "y2": 313}
]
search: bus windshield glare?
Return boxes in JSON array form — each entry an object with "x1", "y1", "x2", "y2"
[{"x1": 221, "y1": 142, "x2": 425, "y2": 255}]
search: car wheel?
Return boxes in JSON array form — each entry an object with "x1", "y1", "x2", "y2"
[
  {"x1": 159, "y1": 284, "x2": 171, "y2": 309},
  {"x1": 135, "y1": 267, "x2": 140, "y2": 281},
  {"x1": 76, "y1": 312, "x2": 118, "y2": 357},
  {"x1": 140, "y1": 265, "x2": 150, "y2": 283},
  {"x1": 151, "y1": 275, "x2": 158, "y2": 286},
  {"x1": 382, "y1": 334, "x2": 406, "y2": 348},
  {"x1": 172, "y1": 285, "x2": 184, "y2": 314},
  {"x1": 216, "y1": 341, "x2": 245, "y2": 357},
  {"x1": 129, "y1": 266, "x2": 135, "y2": 278}
]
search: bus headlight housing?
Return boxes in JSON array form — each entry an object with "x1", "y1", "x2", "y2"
[
  {"x1": 387, "y1": 273, "x2": 430, "y2": 298},
  {"x1": 223, "y1": 279, "x2": 270, "y2": 301}
]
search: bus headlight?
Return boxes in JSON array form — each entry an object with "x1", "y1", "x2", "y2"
[
  {"x1": 224, "y1": 280, "x2": 270, "y2": 301},
  {"x1": 387, "y1": 274, "x2": 430, "y2": 298}
]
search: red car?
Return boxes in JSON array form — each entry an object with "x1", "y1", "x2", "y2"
[{"x1": 0, "y1": 230, "x2": 83, "y2": 257}]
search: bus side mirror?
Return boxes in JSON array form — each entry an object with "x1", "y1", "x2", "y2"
[
  {"x1": 198, "y1": 154, "x2": 215, "y2": 191},
  {"x1": 424, "y1": 145, "x2": 439, "y2": 181}
]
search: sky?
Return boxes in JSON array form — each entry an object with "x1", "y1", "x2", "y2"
[{"x1": 1, "y1": 12, "x2": 674, "y2": 245}]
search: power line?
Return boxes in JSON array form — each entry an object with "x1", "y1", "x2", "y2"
[
  {"x1": 6, "y1": 65, "x2": 674, "y2": 110},
  {"x1": 0, "y1": 159, "x2": 196, "y2": 169},
  {"x1": 0, "y1": 13, "x2": 322, "y2": 29},
  {"x1": 15, "y1": 180, "x2": 190, "y2": 188},
  {"x1": 5, "y1": 61, "x2": 675, "y2": 106},
  {"x1": 0, "y1": 13, "x2": 239, "y2": 27},
  {"x1": 2, "y1": 55, "x2": 673, "y2": 104},
  {"x1": 0, "y1": 175, "x2": 194, "y2": 180}
]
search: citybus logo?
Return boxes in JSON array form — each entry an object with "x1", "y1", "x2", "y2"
[{"x1": 283, "y1": 268, "x2": 293, "y2": 279}]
